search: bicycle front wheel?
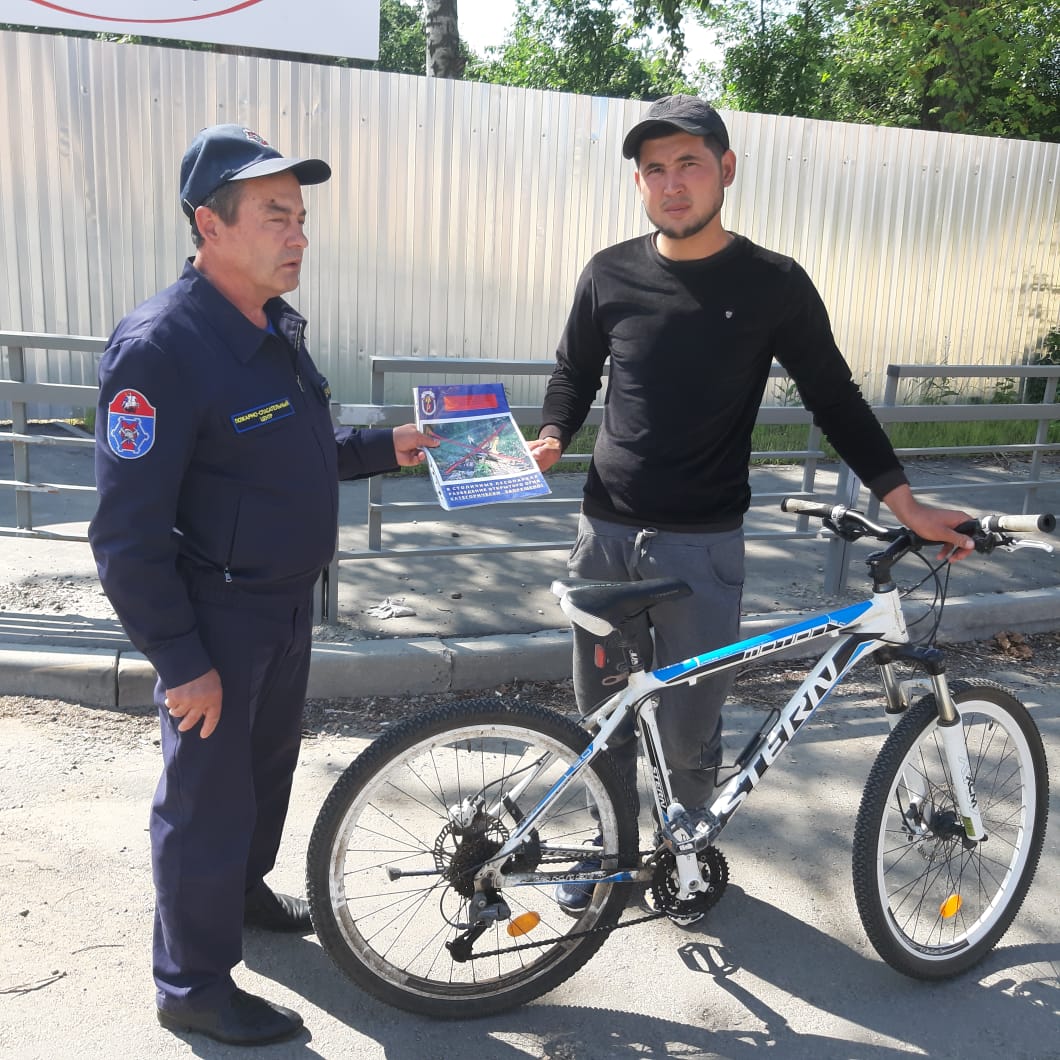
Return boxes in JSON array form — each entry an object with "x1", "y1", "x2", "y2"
[
  {"x1": 306, "y1": 698, "x2": 637, "y2": 1018},
  {"x1": 852, "y1": 681, "x2": 1049, "y2": 979}
]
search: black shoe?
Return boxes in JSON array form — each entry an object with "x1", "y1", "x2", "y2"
[
  {"x1": 244, "y1": 882, "x2": 313, "y2": 933},
  {"x1": 554, "y1": 835, "x2": 603, "y2": 917},
  {"x1": 157, "y1": 988, "x2": 303, "y2": 1046}
]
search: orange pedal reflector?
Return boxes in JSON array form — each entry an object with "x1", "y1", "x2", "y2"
[
  {"x1": 507, "y1": 912, "x2": 541, "y2": 937},
  {"x1": 940, "y1": 894, "x2": 963, "y2": 919}
]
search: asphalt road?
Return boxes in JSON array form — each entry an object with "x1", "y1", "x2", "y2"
[{"x1": 2, "y1": 665, "x2": 1057, "y2": 1060}]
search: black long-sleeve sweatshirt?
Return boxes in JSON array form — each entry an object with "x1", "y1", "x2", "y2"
[{"x1": 540, "y1": 233, "x2": 907, "y2": 531}]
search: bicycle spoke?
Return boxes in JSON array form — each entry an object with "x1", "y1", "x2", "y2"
[
  {"x1": 307, "y1": 700, "x2": 636, "y2": 1016},
  {"x1": 854, "y1": 684, "x2": 1047, "y2": 978}
]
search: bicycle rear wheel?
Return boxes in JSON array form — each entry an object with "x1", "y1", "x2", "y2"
[
  {"x1": 306, "y1": 698, "x2": 637, "y2": 1018},
  {"x1": 852, "y1": 681, "x2": 1048, "y2": 978}
]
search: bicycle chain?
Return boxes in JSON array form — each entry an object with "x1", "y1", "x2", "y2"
[
  {"x1": 463, "y1": 846, "x2": 728, "y2": 960},
  {"x1": 464, "y1": 907, "x2": 667, "y2": 960},
  {"x1": 464, "y1": 848, "x2": 663, "y2": 961}
]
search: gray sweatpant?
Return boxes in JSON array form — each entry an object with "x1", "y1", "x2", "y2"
[{"x1": 568, "y1": 512, "x2": 745, "y2": 811}]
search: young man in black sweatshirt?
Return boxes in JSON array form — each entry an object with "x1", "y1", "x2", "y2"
[{"x1": 530, "y1": 95, "x2": 974, "y2": 913}]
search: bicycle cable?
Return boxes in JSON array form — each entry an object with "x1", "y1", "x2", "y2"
[{"x1": 898, "y1": 550, "x2": 951, "y2": 646}]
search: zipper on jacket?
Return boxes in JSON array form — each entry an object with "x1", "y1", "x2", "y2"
[
  {"x1": 293, "y1": 321, "x2": 306, "y2": 391},
  {"x1": 224, "y1": 499, "x2": 241, "y2": 584}
]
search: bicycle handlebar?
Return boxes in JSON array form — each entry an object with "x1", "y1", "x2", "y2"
[
  {"x1": 782, "y1": 498, "x2": 849, "y2": 519},
  {"x1": 977, "y1": 513, "x2": 1056, "y2": 534},
  {"x1": 781, "y1": 497, "x2": 1056, "y2": 554}
]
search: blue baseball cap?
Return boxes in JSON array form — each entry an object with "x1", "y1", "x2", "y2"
[{"x1": 179, "y1": 124, "x2": 331, "y2": 218}]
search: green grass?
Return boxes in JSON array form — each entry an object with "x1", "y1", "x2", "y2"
[{"x1": 749, "y1": 419, "x2": 1059, "y2": 463}]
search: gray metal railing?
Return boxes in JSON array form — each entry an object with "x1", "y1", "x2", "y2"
[
  {"x1": 335, "y1": 356, "x2": 827, "y2": 547},
  {"x1": 3, "y1": 334, "x2": 1058, "y2": 617},
  {"x1": 328, "y1": 356, "x2": 1059, "y2": 610},
  {"x1": 823, "y1": 363, "x2": 1060, "y2": 590},
  {"x1": 0, "y1": 331, "x2": 104, "y2": 538}
]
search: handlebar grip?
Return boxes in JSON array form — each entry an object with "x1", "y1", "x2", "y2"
[
  {"x1": 781, "y1": 497, "x2": 837, "y2": 518},
  {"x1": 981, "y1": 513, "x2": 1056, "y2": 534}
]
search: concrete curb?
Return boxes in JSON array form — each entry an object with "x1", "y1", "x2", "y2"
[{"x1": 0, "y1": 589, "x2": 1054, "y2": 708}]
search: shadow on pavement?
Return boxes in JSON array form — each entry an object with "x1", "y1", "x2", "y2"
[{"x1": 238, "y1": 885, "x2": 1059, "y2": 1059}]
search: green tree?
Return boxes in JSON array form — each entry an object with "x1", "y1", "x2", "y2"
[
  {"x1": 695, "y1": 0, "x2": 1059, "y2": 140},
  {"x1": 707, "y1": 0, "x2": 843, "y2": 116},
  {"x1": 631, "y1": 0, "x2": 690, "y2": 58},
  {"x1": 350, "y1": 0, "x2": 429, "y2": 74},
  {"x1": 467, "y1": 0, "x2": 697, "y2": 98},
  {"x1": 831, "y1": 0, "x2": 1060, "y2": 138}
]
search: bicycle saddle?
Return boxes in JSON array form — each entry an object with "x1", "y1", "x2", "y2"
[{"x1": 551, "y1": 577, "x2": 692, "y2": 636}]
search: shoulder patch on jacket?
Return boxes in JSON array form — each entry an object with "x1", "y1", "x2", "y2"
[{"x1": 106, "y1": 389, "x2": 157, "y2": 459}]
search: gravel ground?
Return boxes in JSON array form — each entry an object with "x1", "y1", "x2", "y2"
[{"x1": 0, "y1": 575, "x2": 111, "y2": 618}]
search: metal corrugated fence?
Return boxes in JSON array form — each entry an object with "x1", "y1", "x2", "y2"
[{"x1": 2, "y1": 29, "x2": 1058, "y2": 414}]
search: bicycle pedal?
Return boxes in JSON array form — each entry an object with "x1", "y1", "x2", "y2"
[{"x1": 663, "y1": 807, "x2": 720, "y2": 853}]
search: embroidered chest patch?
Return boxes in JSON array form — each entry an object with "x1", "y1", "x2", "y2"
[
  {"x1": 106, "y1": 389, "x2": 156, "y2": 459},
  {"x1": 231, "y1": 397, "x2": 295, "y2": 433}
]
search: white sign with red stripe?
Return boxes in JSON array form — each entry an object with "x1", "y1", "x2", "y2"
[{"x1": 1, "y1": 0, "x2": 379, "y2": 60}]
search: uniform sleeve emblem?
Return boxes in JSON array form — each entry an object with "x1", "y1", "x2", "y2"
[{"x1": 106, "y1": 389, "x2": 157, "y2": 459}]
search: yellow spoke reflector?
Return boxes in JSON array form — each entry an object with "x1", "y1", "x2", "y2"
[
  {"x1": 507, "y1": 912, "x2": 541, "y2": 937},
  {"x1": 940, "y1": 894, "x2": 963, "y2": 919}
]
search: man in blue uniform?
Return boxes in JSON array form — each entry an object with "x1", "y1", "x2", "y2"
[{"x1": 89, "y1": 124, "x2": 436, "y2": 1046}]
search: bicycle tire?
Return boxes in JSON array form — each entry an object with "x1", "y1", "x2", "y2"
[
  {"x1": 852, "y1": 680, "x2": 1048, "y2": 979},
  {"x1": 306, "y1": 698, "x2": 638, "y2": 1018}
]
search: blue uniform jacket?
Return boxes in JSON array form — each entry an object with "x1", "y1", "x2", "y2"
[{"x1": 89, "y1": 261, "x2": 397, "y2": 689}]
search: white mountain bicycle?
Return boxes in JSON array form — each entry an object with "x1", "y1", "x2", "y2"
[{"x1": 306, "y1": 501, "x2": 1054, "y2": 1018}]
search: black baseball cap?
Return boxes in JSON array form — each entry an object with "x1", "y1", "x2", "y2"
[
  {"x1": 179, "y1": 124, "x2": 331, "y2": 218},
  {"x1": 622, "y1": 95, "x2": 730, "y2": 160}
]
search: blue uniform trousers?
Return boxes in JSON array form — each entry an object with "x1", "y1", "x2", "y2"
[{"x1": 150, "y1": 592, "x2": 312, "y2": 1012}]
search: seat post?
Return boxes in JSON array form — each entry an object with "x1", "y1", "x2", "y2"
[{"x1": 618, "y1": 625, "x2": 648, "y2": 676}]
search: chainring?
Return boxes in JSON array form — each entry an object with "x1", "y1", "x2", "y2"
[{"x1": 650, "y1": 845, "x2": 729, "y2": 926}]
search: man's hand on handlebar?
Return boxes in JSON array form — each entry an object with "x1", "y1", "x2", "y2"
[{"x1": 881, "y1": 484, "x2": 975, "y2": 562}]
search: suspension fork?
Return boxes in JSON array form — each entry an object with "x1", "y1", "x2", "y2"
[
  {"x1": 876, "y1": 649, "x2": 986, "y2": 842},
  {"x1": 931, "y1": 672, "x2": 987, "y2": 841}
]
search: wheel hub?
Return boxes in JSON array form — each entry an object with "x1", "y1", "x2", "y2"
[{"x1": 434, "y1": 818, "x2": 509, "y2": 898}]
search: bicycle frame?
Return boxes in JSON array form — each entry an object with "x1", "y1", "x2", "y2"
[
  {"x1": 306, "y1": 505, "x2": 1053, "y2": 1015},
  {"x1": 487, "y1": 583, "x2": 987, "y2": 899}
]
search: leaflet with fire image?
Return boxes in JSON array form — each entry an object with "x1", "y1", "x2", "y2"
[{"x1": 413, "y1": 383, "x2": 551, "y2": 510}]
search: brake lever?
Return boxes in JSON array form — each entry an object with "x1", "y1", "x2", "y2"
[
  {"x1": 821, "y1": 516, "x2": 870, "y2": 543},
  {"x1": 997, "y1": 538, "x2": 1054, "y2": 555}
]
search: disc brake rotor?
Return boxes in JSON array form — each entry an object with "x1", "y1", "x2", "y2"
[{"x1": 434, "y1": 818, "x2": 509, "y2": 899}]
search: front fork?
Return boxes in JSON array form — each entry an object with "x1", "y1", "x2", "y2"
[{"x1": 878, "y1": 656, "x2": 986, "y2": 842}]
